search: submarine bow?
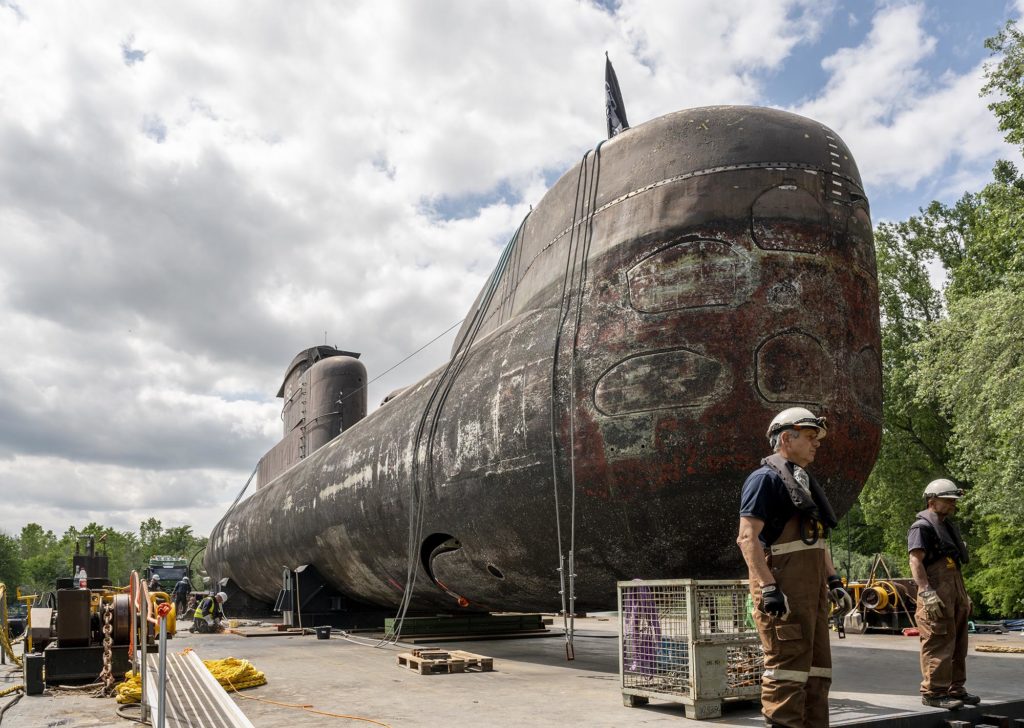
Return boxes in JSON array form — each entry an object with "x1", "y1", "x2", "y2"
[{"x1": 206, "y1": 105, "x2": 882, "y2": 613}]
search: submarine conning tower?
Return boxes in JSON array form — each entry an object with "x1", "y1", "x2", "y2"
[{"x1": 256, "y1": 345, "x2": 368, "y2": 488}]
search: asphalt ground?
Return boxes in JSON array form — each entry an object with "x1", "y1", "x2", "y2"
[{"x1": 1, "y1": 616, "x2": 1022, "y2": 727}]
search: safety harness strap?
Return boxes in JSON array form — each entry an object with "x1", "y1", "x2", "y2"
[
  {"x1": 770, "y1": 539, "x2": 827, "y2": 556},
  {"x1": 762, "y1": 453, "x2": 839, "y2": 530}
]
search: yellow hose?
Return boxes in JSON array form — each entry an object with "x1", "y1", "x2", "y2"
[
  {"x1": 877, "y1": 581, "x2": 902, "y2": 606},
  {"x1": 0, "y1": 584, "x2": 23, "y2": 667}
]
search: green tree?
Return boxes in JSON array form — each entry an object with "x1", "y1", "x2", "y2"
[
  {"x1": 857, "y1": 221, "x2": 953, "y2": 554},
  {"x1": 19, "y1": 523, "x2": 56, "y2": 560},
  {"x1": 915, "y1": 285, "x2": 1024, "y2": 524},
  {"x1": 900, "y1": 164, "x2": 1024, "y2": 305},
  {"x1": 983, "y1": 20, "x2": 1024, "y2": 148},
  {"x1": 155, "y1": 525, "x2": 196, "y2": 557},
  {"x1": 139, "y1": 517, "x2": 163, "y2": 552},
  {"x1": 17, "y1": 523, "x2": 68, "y2": 594},
  {"x1": 968, "y1": 516, "x2": 1024, "y2": 616},
  {"x1": 0, "y1": 532, "x2": 22, "y2": 602}
]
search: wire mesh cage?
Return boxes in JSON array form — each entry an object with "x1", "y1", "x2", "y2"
[{"x1": 618, "y1": 579, "x2": 763, "y2": 720}]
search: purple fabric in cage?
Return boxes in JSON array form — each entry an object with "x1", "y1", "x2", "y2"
[{"x1": 623, "y1": 582, "x2": 662, "y2": 675}]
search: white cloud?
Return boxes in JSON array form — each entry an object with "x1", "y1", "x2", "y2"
[
  {"x1": 0, "y1": 0, "x2": 1018, "y2": 540},
  {"x1": 794, "y1": 3, "x2": 1020, "y2": 194},
  {"x1": 616, "y1": 0, "x2": 830, "y2": 116},
  {"x1": 0, "y1": 455, "x2": 241, "y2": 535}
]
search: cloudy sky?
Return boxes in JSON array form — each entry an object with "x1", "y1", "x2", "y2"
[{"x1": 1, "y1": 0, "x2": 1021, "y2": 540}]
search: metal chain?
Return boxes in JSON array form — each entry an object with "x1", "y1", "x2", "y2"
[{"x1": 98, "y1": 602, "x2": 115, "y2": 696}]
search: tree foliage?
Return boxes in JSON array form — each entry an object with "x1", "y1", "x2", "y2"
[
  {"x1": 858, "y1": 221, "x2": 951, "y2": 555},
  {"x1": 0, "y1": 532, "x2": 22, "y2": 603},
  {"x1": 983, "y1": 20, "x2": 1024, "y2": 148},
  {"x1": 916, "y1": 284, "x2": 1024, "y2": 526},
  {"x1": 969, "y1": 516, "x2": 1024, "y2": 616},
  {"x1": 8, "y1": 519, "x2": 206, "y2": 595}
]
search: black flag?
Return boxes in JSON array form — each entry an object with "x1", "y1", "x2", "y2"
[{"x1": 605, "y1": 53, "x2": 629, "y2": 138}]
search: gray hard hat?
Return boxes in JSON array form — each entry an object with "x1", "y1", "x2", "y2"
[
  {"x1": 924, "y1": 478, "x2": 963, "y2": 500},
  {"x1": 766, "y1": 407, "x2": 827, "y2": 440}
]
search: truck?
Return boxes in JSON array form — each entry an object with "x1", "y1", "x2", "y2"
[{"x1": 143, "y1": 555, "x2": 189, "y2": 593}]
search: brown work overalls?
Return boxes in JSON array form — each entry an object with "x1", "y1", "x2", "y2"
[
  {"x1": 916, "y1": 555, "x2": 970, "y2": 698},
  {"x1": 751, "y1": 515, "x2": 832, "y2": 728}
]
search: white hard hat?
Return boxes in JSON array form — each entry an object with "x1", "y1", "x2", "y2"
[
  {"x1": 215, "y1": 591, "x2": 228, "y2": 602},
  {"x1": 767, "y1": 407, "x2": 827, "y2": 440},
  {"x1": 923, "y1": 478, "x2": 963, "y2": 500}
]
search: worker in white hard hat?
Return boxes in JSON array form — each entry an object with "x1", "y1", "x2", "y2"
[
  {"x1": 736, "y1": 407, "x2": 852, "y2": 727},
  {"x1": 189, "y1": 591, "x2": 228, "y2": 633},
  {"x1": 173, "y1": 576, "x2": 191, "y2": 619},
  {"x1": 908, "y1": 478, "x2": 977, "y2": 710}
]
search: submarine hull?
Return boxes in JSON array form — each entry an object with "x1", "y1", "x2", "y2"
[{"x1": 206, "y1": 106, "x2": 882, "y2": 612}]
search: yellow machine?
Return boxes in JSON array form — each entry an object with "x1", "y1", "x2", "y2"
[{"x1": 836, "y1": 577, "x2": 918, "y2": 633}]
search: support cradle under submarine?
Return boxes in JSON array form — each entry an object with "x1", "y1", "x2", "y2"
[{"x1": 206, "y1": 105, "x2": 882, "y2": 616}]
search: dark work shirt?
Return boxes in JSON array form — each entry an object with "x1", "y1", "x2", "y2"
[
  {"x1": 906, "y1": 523, "x2": 929, "y2": 553},
  {"x1": 907, "y1": 517, "x2": 963, "y2": 569},
  {"x1": 739, "y1": 463, "x2": 800, "y2": 547}
]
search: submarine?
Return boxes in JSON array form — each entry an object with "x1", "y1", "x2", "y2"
[{"x1": 205, "y1": 105, "x2": 882, "y2": 614}]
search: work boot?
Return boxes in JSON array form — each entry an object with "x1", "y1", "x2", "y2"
[
  {"x1": 922, "y1": 695, "x2": 964, "y2": 710},
  {"x1": 949, "y1": 692, "x2": 981, "y2": 705}
]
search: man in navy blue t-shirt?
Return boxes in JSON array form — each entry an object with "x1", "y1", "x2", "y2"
[{"x1": 736, "y1": 407, "x2": 851, "y2": 728}]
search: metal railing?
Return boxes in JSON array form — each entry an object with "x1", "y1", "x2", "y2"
[{"x1": 127, "y1": 570, "x2": 173, "y2": 728}]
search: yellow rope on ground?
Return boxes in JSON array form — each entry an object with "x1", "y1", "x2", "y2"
[
  {"x1": 115, "y1": 671, "x2": 142, "y2": 704},
  {"x1": 204, "y1": 657, "x2": 267, "y2": 691},
  {"x1": 0, "y1": 685, "x2": 23, "y2": 698},
  {"x1": 975, "y1": 643, "x2": 1024, "y2": 654},
  {"x1": 115, "y1": 651, "x2": 390, "y2": 726},
  {"x1": 115, "y1": 656, "x2": 267, "y2": 704}
]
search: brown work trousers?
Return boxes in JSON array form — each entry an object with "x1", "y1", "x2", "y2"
[
  {"x1": 916, "y1": 558, "x2": 970, "y2": 698},
  {"x1": 751, "y1": 518, "x2": 832, "y2": 728}
]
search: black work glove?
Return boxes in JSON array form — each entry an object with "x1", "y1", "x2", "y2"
[
  {"x1": 827, "y1": 574, "x2": 853, "y2": 613},
  {"x1": 761, "y1": 584, "x2": 790, "y2": 618}
]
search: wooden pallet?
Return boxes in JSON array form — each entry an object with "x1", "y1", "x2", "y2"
[
  {"x1": 622, "y1": 692, "x2": 759, "y2": 720},
  {"x1": 396, "y1": 649, "x2": 494, "y2": 675}
]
